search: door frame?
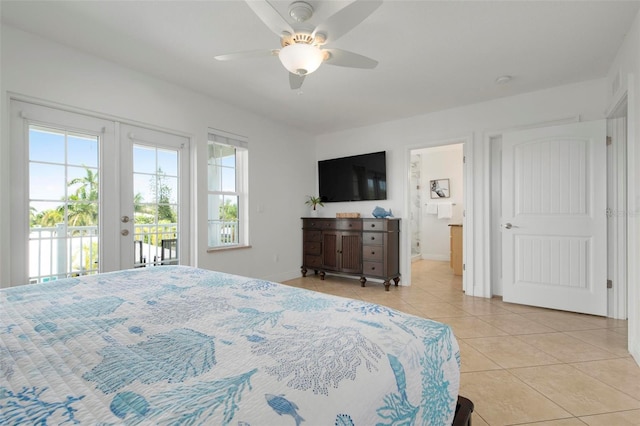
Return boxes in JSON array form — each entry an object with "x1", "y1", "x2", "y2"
[
  {"x1": 6, "y1": 94, "x2": 193, "y2": 284},
  {"x1": 403, "y1": 135, "x2": 472, "y2": 294}
]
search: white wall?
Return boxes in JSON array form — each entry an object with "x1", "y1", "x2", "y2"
[
  {"x1": 0, "y1": 26, "x2": 316, "y2": 287},
  {"x1": 606, "y1": 9, "x2": 640, "y2": 365},
  {"x1": 415, "y1": 144, "x2": 463, "y2": 261},
  {"x1": 316, "y1": 79, "x2": 609, "y2": 293}
]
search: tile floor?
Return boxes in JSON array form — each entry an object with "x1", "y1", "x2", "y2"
[{"x1": 282, "y1": 260, "x2": 640, "y2": 426}]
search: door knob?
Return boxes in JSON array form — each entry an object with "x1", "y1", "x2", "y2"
[
  {"x1": 121, "y1": 216, "x2": 130, "y2": 223},
  {"x1": 121, "y1": 229, "x2": 129, "y2": 236},
  {"x1": 502, "y1": 223, "x2": 513, "y2": 229}
]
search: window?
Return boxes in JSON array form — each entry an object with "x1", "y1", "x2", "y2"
[{"x1": 207, "y1": 131, "x2": 248, "y2": 248}]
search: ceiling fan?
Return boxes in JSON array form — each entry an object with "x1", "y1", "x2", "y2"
[{"x1": 214, "y1": 0, "x2": 382, "y2": 89}]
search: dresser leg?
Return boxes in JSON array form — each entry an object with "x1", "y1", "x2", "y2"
[
  {"x1": 360, "y1": 277, "x2": 366, "y2": 287},
  {"x1": 393, "y1": 277, "x2": 400, "y2": 286},
  {"x1": 301, "y1": 266, "x2": 307, "y2": 277},
  {"x1": 320, "y1": 271, "x2": 326, "y2": 280},
  {"x1": 384, "y1": 280, "x2": 391, "y2": 291}
]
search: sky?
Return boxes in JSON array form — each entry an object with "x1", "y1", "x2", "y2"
[{"x1": 29, "y1": 126, "x2": 179, "y2": 216}]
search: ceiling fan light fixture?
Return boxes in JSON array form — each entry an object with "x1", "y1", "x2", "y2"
[{"x1": 279, "y1": 43, "x2": 324, "y2": 75}]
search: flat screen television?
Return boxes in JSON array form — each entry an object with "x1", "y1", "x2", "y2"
[{"x1": 318, "y1": 151, "x2": 387, "y2": 202}]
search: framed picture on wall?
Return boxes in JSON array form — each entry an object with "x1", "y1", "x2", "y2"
[{"x1": 430, "y1": 178, "x2": 450, "y2": 198}]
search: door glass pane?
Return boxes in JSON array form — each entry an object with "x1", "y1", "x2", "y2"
[
  {"x1": 28, "y1": 125, "x2": 99, "y2": 283},
  {"x1": 133, "y1": 144, "x2": 179, "y2": 267}
]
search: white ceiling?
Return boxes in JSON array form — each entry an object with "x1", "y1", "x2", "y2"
[{"x1": 2, "y1": 0, "x2": 639, "y2": 135}]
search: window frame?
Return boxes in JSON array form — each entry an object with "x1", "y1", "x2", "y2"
[{"x1": 207, "y1": 131, "x2": 249, "y2": 250}]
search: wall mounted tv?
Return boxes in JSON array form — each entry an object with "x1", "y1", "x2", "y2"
[{"x1": 318, "y1": 151, "x2": 387, "y2": 202}]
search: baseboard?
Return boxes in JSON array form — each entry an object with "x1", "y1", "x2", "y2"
[
  {"x1": 631, "y1": 339, "x2": 640, "y2": 367},
  {"x1": 263, "y1": 269, "x2": 303, "y2": 283}
]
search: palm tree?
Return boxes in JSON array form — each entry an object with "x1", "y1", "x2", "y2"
[
  {"x1": 66, "y1": 167, "x2": 98, "y2": 227},
  {"x1": 35, "y1": 209, "x2": 64, "y2": 227}
]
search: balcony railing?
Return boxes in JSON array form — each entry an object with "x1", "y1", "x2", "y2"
[
  {"x1": 29, "y1": 222, "x2": 180, "y2": 283},
  {"x1": 29, "y1": 224, "x2": 99, "y2": 284},
  {"x1": 208, "y1": 220, "x2": 239, "y2": 247}
]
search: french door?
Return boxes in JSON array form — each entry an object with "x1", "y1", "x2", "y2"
[
  {"x1": 9, "y1": 100, "x2": 189, "y2": 286},
  {"x1": 119, "y1": 124, "x2": 189, "y2": 269}
]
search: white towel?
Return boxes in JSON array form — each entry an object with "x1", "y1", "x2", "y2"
[
  {"x1": 425, "y1": 203, "x2": 438, "y2": 214},
  {"x1": 437, "y1": 202, "x2": 453, "y2": 219}
]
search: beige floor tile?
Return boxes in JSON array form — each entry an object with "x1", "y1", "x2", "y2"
[
  {"x1": 566, "y1": 329, "x2": 630, "y2": 357},
  {"x1": 516, "y1": 333, "x2": 620, "y2": 363},
  {"x1": 520, "y1": 312, "x2": 603, "y2": 332},
  {"x1": 451, "y1": 299, "x2": 513, "y2": 316},
  {"x1": 465, "y1": 336, "x2": 562, "y2": 368},
  {"x1": 510, "y1": 364, "x2": 640, "y2": 416},
  {"x1": 517, "y1": 419, "x2": 587, "y2": 425},
  {"x1": 571, "y1": 358, "x2": 640, "y2": 400},
  {"x1": 490, "y1": 299, "x2": 553, "y2": 314},
  {"x1": 479, "y1": 314, "x2": 557, "y2": 335},
  {"x1": 435, "y1": 317, "x2": 509, "y2": 339},
  {"x1": 578, "y1": 315, "x2": 629, "y2": 330},
  {"x1": 579, "y1": 409, "x2": 640, "y2": 425},
  {"x1": 470, "y1": 413, "x2": 491, "y2": 426},
  {"x1": 457, "y1": 340, "x2": 502, "y2": 373},
  {"x1": 459, "y1": 370, "x2": 571, "y2": 425},
  {"x1": 613, "y1": 327, "x2": 629, "y2": 336},
  {"x1": 409, "y1": 301, "x2": 470, "y2": 318}
]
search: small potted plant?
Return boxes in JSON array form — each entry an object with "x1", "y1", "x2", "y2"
[{"x1": 305, "y1": 195, "x2": 324, "y2": 216}]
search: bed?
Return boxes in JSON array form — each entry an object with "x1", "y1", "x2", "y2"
[{"x1": 0, "y1": 266, "x2": 465, "y2": 425}]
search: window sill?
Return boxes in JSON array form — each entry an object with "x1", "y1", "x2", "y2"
[{"x1": 207, "y1": 244, "x2": 252, "y2": 253}]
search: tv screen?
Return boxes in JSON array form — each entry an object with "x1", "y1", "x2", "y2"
[{"x1": 318, "y1": 151, "x2": 387, "y2": 202}]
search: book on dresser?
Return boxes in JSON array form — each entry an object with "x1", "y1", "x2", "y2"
[{"x1": 301, "y1": 217, "x2": 400, "y2": 291}]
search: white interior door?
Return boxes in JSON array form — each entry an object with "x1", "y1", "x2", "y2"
[
  {"x1": 501, "y1": 120, "x2": 607, "y2": 315},
  {"x1": 119, "y1": 124, "x2": 190, "y2": 269}
]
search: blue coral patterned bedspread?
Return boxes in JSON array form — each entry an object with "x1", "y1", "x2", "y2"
[{"x1": 0, "y1": 266, "x2": 460, "y2": 425}]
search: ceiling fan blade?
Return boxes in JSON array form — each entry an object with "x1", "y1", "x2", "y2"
[
  {"x1": 289, "y1": 73, "x2": 305, "y2": 90},
  {"x1": 324, "y1": 48, "x2": 378, "y2": 69},
  {"x1": 313, "y1": 0, "x2": 382, "y2": 43},
  {"x1": 245, "y1": 0, "x2": 295, "y2": 37},
  {"x1": 214, "y1": 49, "x2": 278, "y2": 61}
]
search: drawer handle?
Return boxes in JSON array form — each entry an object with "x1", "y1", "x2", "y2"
[
  {"x1": 348, "y1": 223, "x2": 352, "y2": 227},
  {"x1": 371, "y1": 266, "x2": 376, "y2": 270},
  {"x1": 371, "y1": 251, "x2": 375, "y2": 255},
  {"x1": 371, "y1": 224, "x2": 376, "y2": 228},
  {"x1": 371, "y1": 236, "x2": 375, "y2": 240}
]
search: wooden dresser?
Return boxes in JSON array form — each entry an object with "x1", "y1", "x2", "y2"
[
  {"x1": 449, "y1": 224, "x2": 463, "y2": 276},
  {"x1": 302, "y1": 218, "x2": 400, "y2": 291}
]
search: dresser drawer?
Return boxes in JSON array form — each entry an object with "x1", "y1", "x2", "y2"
[
  {"x1": 362, "y1": 219, "x2": 399, "y2": 232},
  {"x1": 363, "y1": 232, "x2": 384, "y2": 245},
  {"x1": 363, "y1": 246, "x2": 383, "y2": 261},
  {"x1": 303, "y1": 219, "x2": 332, "y2": 229},
  {"x1": 304, "y1": 242, "x2": 321, "y2": 255},
  {"x1": 334, "y1": 219, "x2": 362, "y2": 231},
  {"x1": 363, "y1": 261, "x2": 384, "y2": 276},
  {"x1": 304, "y1": 255, "x2": 322, "y2": 268},
  {"x1": 303, "y1": 230, "x2": 322, "y2": 242}
]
